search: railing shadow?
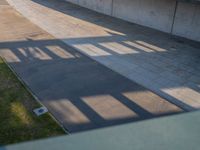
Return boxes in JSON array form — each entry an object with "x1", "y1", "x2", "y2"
[
  {"x1": 1, "y1": 37, "x2": 194, "y2": 132},
  {"x1": 1, "y1": 0, "x2": 200, "y2": 132}
]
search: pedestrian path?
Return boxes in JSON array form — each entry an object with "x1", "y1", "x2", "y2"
[
  {"x1": 7, "y1": 0, "x2": 200, "y2": 110},
  {"x1": 0, "y1": 0, "x2": 183, "y2": 132}
]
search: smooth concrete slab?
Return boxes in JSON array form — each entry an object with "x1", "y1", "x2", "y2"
[
  {"x1": 2, "y1": 110, "x2": 200, "y2": 150},
  {"x1": 7, "y1": 0, "x2": 200, "y2": 110},
  {"x1": 112, "y1": 0, "x2": 176, "y2": 33},
  {"x1": 65, "y1": 0, "x2": 113, "y2": 15},
  {"x1": 173, "y1": 2, "x2": 200, "y2": 41},
  {"x1": 0, "y1": 1, "x2": 183, "y2": 133},
  {"x1": 78, "y1": 0, "x2": 112, "y2": 15}
]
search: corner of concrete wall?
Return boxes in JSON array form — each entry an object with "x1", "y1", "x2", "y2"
[{"x1": 172, "y1": 2, "x2": 200, "y2": 42}]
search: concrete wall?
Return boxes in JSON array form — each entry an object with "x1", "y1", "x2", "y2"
[
  {"x1": 173, "y1": 2, "x2": 200, "y2": 41},
  {"x1": 65, "y1": 0, "x2": 200, "y2": 42},
  {"x1": 79, "y1": 0, "x2": 113, "y2": 15},
  {"x1": 112, "y1": 0, "x2": 176, "y2": 33},
  {"x1": 67, "y1": 0, "x2": 113, "y2": 15}
]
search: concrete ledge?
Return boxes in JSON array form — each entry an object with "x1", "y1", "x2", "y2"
[{"x1": 1, "y1": 110, "x2": 200, "y2": 150}]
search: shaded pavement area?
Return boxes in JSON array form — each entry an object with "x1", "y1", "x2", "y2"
[{"x1": 0, "y1": 1, "x2": 184, "y2": 132}]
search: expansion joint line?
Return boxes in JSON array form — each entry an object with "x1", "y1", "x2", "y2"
[
  {"x1": 171, "y1": 1, "x2": 178, "y2": 34},
  {"x1": 111, "y1": 0, "x2": 114, "y2": 16}
]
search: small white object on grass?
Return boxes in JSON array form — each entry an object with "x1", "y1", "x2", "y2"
[{"x1": 33, "y1": 106, "x2": 48, "y2": 116}]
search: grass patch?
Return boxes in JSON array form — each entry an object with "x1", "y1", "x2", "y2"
[{"x1": 0, "y1": 58, "x2": 65, "y2": 146}]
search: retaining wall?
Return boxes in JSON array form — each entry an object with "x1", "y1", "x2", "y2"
[
  {"x1": 173, "y1": 2, "x2": 200, "y2": 41},
  {"x1": 65, "y1": 0, "x2": 200, "y2": 42}
]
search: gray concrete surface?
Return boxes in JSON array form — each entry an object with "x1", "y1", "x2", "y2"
[
  {"x1": 64, "y1": 0, "x2": 200, "y2": 41},
  {"x1": 7, "y1": 0, "x2": 200, "y2": 110},
  {"x1": 112, "y1": 0, "x2": 176, "y2": 33},
  {"x1": 0, "y1": 1, "x2": 183, "y2": 133},
  {"x1": 173, "y1": 2, "x2": 200, "y2": 41},
  {"x1": 65, "y1": 0, "x2": 176, "y2": 33},
  {"x1": 79, "y1": 0, "x2": 113, "y2": 15},
  {"x1": 64, "y1": 0, "x2": 113, "y2": 15}
]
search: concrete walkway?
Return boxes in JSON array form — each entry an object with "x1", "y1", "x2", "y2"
[
  {"x1": 7, "y1": 0, "x2": 200, "y2": 110},
  {"x1": 0, "y1": 1, "x2": 183, "y2": 132}
]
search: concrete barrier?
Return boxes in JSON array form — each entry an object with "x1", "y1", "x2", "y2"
[
  {"x1": 173, "y1": 2, "x2": 200, "y2": 41},
  {"x1": 65, "y1": 0, "x2": 200, "y2": 42},
  {"x1": 112, "y1": 0, "x2": 176, "y2": 33},
  {"x1": 79, "y1": 0, "x2": 113, "y2": 15}
]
